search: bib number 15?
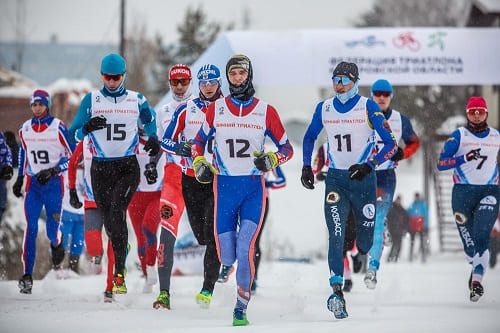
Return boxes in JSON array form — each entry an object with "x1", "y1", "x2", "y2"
[{"x1": 106, "y1": 124, "x2": 126, "y2": 141}]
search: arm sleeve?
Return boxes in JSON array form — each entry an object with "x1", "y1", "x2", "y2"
[
  {"x1": 192, "y1": 103, "x2": 215, "y2": 159},
  {"x1": 437, "y1": 129, "x2": 466, "y2": 171},
  {"x1": 161, "y1": 104, "x2": 187, "y2": 154},
  {"x1": 367, "y1": 100, "x2": 397, "y2": 167},
  {"x1": 400, "y1": 114, "x2": 420, "y2": 159},
  {"x1": 69, "y1": 93, "x2": 92, "y2": 143},
  {"x1": 267, "y1": 165, "x2": 286, "y2": 189},
  {"x1": 265, "y1": 105, "x2": 293, "y2": 166},
  {"x1": 18, "y1": 127, "x2": 26, "y2": 177},
  {"x1": 138, "y1": 95, "x2": 157, "y2": 138},
  {"x1": 68, "y1": 141, "x2": 83, "y2": 190},
  {"x1": 302, "y1": 102, "x2": 324, "y2": 166}
]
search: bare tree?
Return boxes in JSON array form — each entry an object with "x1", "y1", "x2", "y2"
[{"x1": 152, "y1": 5, "x2": 233, "y2": 99}]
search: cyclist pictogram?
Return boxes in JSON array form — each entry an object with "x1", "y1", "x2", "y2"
[{"x1": 392, "y1": 31, "x2": 420, "y2": 52}]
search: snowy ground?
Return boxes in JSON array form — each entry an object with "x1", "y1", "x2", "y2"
[{"x1": 0, "y1": 252, "x2": 499, "y2": 333}]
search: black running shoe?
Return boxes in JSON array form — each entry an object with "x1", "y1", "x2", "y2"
[
  {"x1": 18, "y1": 274, "x2": 33, "y2": 294},
  {"x1": 51, "y1": 236, "x2": 65, "y2": 269},
  {"x1": 470, "y1": 281, "x2": 484, "y2": 302},
  {"x1": 343, "y1": 279, "x2": 353, "y2": 292}
]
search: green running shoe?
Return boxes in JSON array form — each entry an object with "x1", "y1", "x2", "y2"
[
  {"x1": 195, "y1": 289, "x2": 212, "y2": 309},
  {"x1": 153, "y1": 290, "x2": 171, "y2": 309},
  {"x1": 112, "y1": 273, "x2": 127, "y2": 294},
  {"x1": 232, "y1": 307, "x2": 249, "y2": 326}
]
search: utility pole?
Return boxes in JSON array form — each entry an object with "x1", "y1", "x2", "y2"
[{"x1": 119, "y1": 0, "x2": 126, "y2": 56}]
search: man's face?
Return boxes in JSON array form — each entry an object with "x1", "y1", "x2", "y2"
[
  {"x1": 102, "y1": 73, "x2": 123, "y2": 90},
  {"x1": 228, "y1": 68, "x2": 248, "y2": 86},
  {"x1": 170, "y1": 78, "x2": 191, "y2": 96},
  {"x1": 199, "y1": 79, "x2": 219, "y2": 99},
  {"x1": 372, "y1": 91, "x2": 392, "y2": 112},
  {"x1": 31, "y1": 102, "x2": 47, "y2": 118}
]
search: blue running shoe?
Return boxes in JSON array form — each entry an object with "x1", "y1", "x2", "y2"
[
  {"x1": 232, "y1": 307, "x2": 249, "y2": 326},
  {"x1": 327, "y1": 283, "x2": 348, "y2": 319}
]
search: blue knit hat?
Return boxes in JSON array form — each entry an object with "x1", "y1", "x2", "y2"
[
  {"x1": 101, "y1": 53, "x2": 126, "y2": 74},
  {"x1": 30, "y1": 89, "x2": 51, "y2": 109},
  {"x1": 371, "y1": 79, "x2": 393, "y2": 97}
]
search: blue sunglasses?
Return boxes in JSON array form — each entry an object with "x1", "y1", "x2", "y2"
[
  {"x1": 199, "y1": 78, "x2": 219, "y2": 86},
  {"x1": 333, "y1": 76, "x2": 352, "y2": 85}
]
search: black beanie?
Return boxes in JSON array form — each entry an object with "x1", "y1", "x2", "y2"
[{"x1": 332, "y1": 61, "x2": 359, "y2": 81}]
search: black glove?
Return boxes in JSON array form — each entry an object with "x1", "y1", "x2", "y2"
[
  {"x1": 253, "y1": 151, "x2": 278, "y2": 172},
  {"x1": 316, "y1": 171, "x2": 327, "y2": 182},
  {"x1": 12, "y1": 176, "x2": 24, "y2": 198},
  {"x1": 0, "y1": 164, "x2": 13, "y2": 180},
  {"x1": 69, "y1": 189, "x2": 83, "y2": 209},
  {"x1": 83, "y1": 116, "x2": 107, "y2": 134},
  {"x1": 390, "y1": 147, "x2": 404, "y2": 162},
  {"x1": 301, "y1": 166, "x2": 315, "y2": 190},
  {"x1": 35, "y1": 166, "x2": 60, "y2": 185},
  {"x1": 348, "y1": 163, "x2": 372, "y2": 181},
  {"x1": 144, "y1": 162, "x2": 158, "y2": 184},
  {"x1": 144, "y1": 136, "x2": 161, "y2": 156},
  {"x1": 175, "y1": 141, "x2": 192, "y2": 157},
  {"x1": 465, "y1": 148, "x2": 481, "y2": 161}
]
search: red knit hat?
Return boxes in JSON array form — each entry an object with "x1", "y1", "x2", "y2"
[
  {"x1": 466, "y1": 96, "x2": 487, "y2": 112},
  {"x1": 169, "y1": 64, "x2": 191, "y2": 80}
]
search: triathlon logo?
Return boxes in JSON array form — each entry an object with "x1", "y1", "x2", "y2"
[
  {"x1": 363, "y1": 204, "x2": 375, "y2": 219},
  {"x1": 454, "y1": 212, "x2": 467, "y2": 225}
]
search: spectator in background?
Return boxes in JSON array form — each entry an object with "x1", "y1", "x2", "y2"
[
  {"x1": 0, "y1": 131, "x2": 14, "y2": 225},
  {"x1": 407, "y1": 192, "x2": 429, "y2": 262},
  {"x1": 4, "y1": 131, "x2": 19, "y2": 168},
  {"x1": 386, "y1": 195, "x2": 410, "y2": 263},
  {"x1": 488, "y1": 213, "x2": 500, "y2": 268}
]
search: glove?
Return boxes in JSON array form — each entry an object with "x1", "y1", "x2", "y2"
[
  {"x1": 69, "y1": 189, "x2": 83, "y2": 209},
  {"x1": 348, "y1": 163, "x2": 372, "y2": 181},
  {"x1": 316, "y1": 171, "x2": 327, "y2": 182},
  {"x1": 390, "y1": 147, "x2": 405, "y2": 162},
  {"x1": 301, "y1": 166, "x2": 315, "y2": 190},
  {"x1": 193, "y1": 156, "x2": 218, "y2": 184},
  {"x1": 465, "y1": 148, "x2": 481, "y2": 161},
  {"x1": 253, "y1": 151, "x2": 278, "y2": 172},
  {"x1": 12, "y1": 176, "x2": 24, "y2": 198},
  {"x1": 0, "y1": 164, "x2": 13, "y2": 180},
  {"x1": 175, "y1": 141, "x2": 192, "y2": 157},
  {"x1": 35, "y1": 166, "x2": 60, "y2": 185},
  {"x1": 83, "y1": 116, "x2": 107, "y2": 134},
  {"x1": 144, "y1": 136, "x2": 161, "y2": 156},
  {"x1": 144, "y1": 162, "x2": 158, "y2": 184}
]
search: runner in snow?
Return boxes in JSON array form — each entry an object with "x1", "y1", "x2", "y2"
[
  {"x1": 364, "y1": 79, "x2": 420, "y2": 289},
  {"x1": 191, "y1": 54, "x2": 293, "y2": 326},
  {"x1": 301, "y1": 62, "x2": 397, "y2": 319},
  {"x1": 437, "y1": 96, "x2": 499, "y2": 302},
  {"x1": 67, "y1": 138, "x2": 118, "y2": 302},
  {"x1": 69, "y1": 53, "x2": 160, "y2": 294},
  {"x1": 60, "y1": 166, "x2": 85, "y2": 273},
  {"x1": 153, "y1": 64, "x2": 195, "y2": 310},
  {"x1": 13, "y1": 89, "x2": 74, "y2": 294},
  {"x1": 127, "y1": 126, "x2": 164, "y2": 292},
  {"x1": 160, "y1": 64, "x2": 223, "y2": 308}
]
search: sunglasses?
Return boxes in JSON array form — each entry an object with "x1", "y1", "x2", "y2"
[
  {"x1": 170, "y1": 78, "x2": 191, "y2": 86},
  {"x1": 372, "y1": 91, "x2": 391, "y2": 98},
  {"x1": 102, "y1": 74, "x2": 123, "y2": 81},
  {"x1": 467, "y1": 108, "x2": 487, "y2": 117},
  {"x1": 333, "y1": 76, "x2": 352, "y2": 85},
  {"x1": 199, "y1": 78, "x2": 219, "y2": 86}
]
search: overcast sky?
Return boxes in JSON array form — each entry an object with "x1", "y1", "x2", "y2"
[{"x1": 0, "y1": 0, "x2": 375, "y2": 44}]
